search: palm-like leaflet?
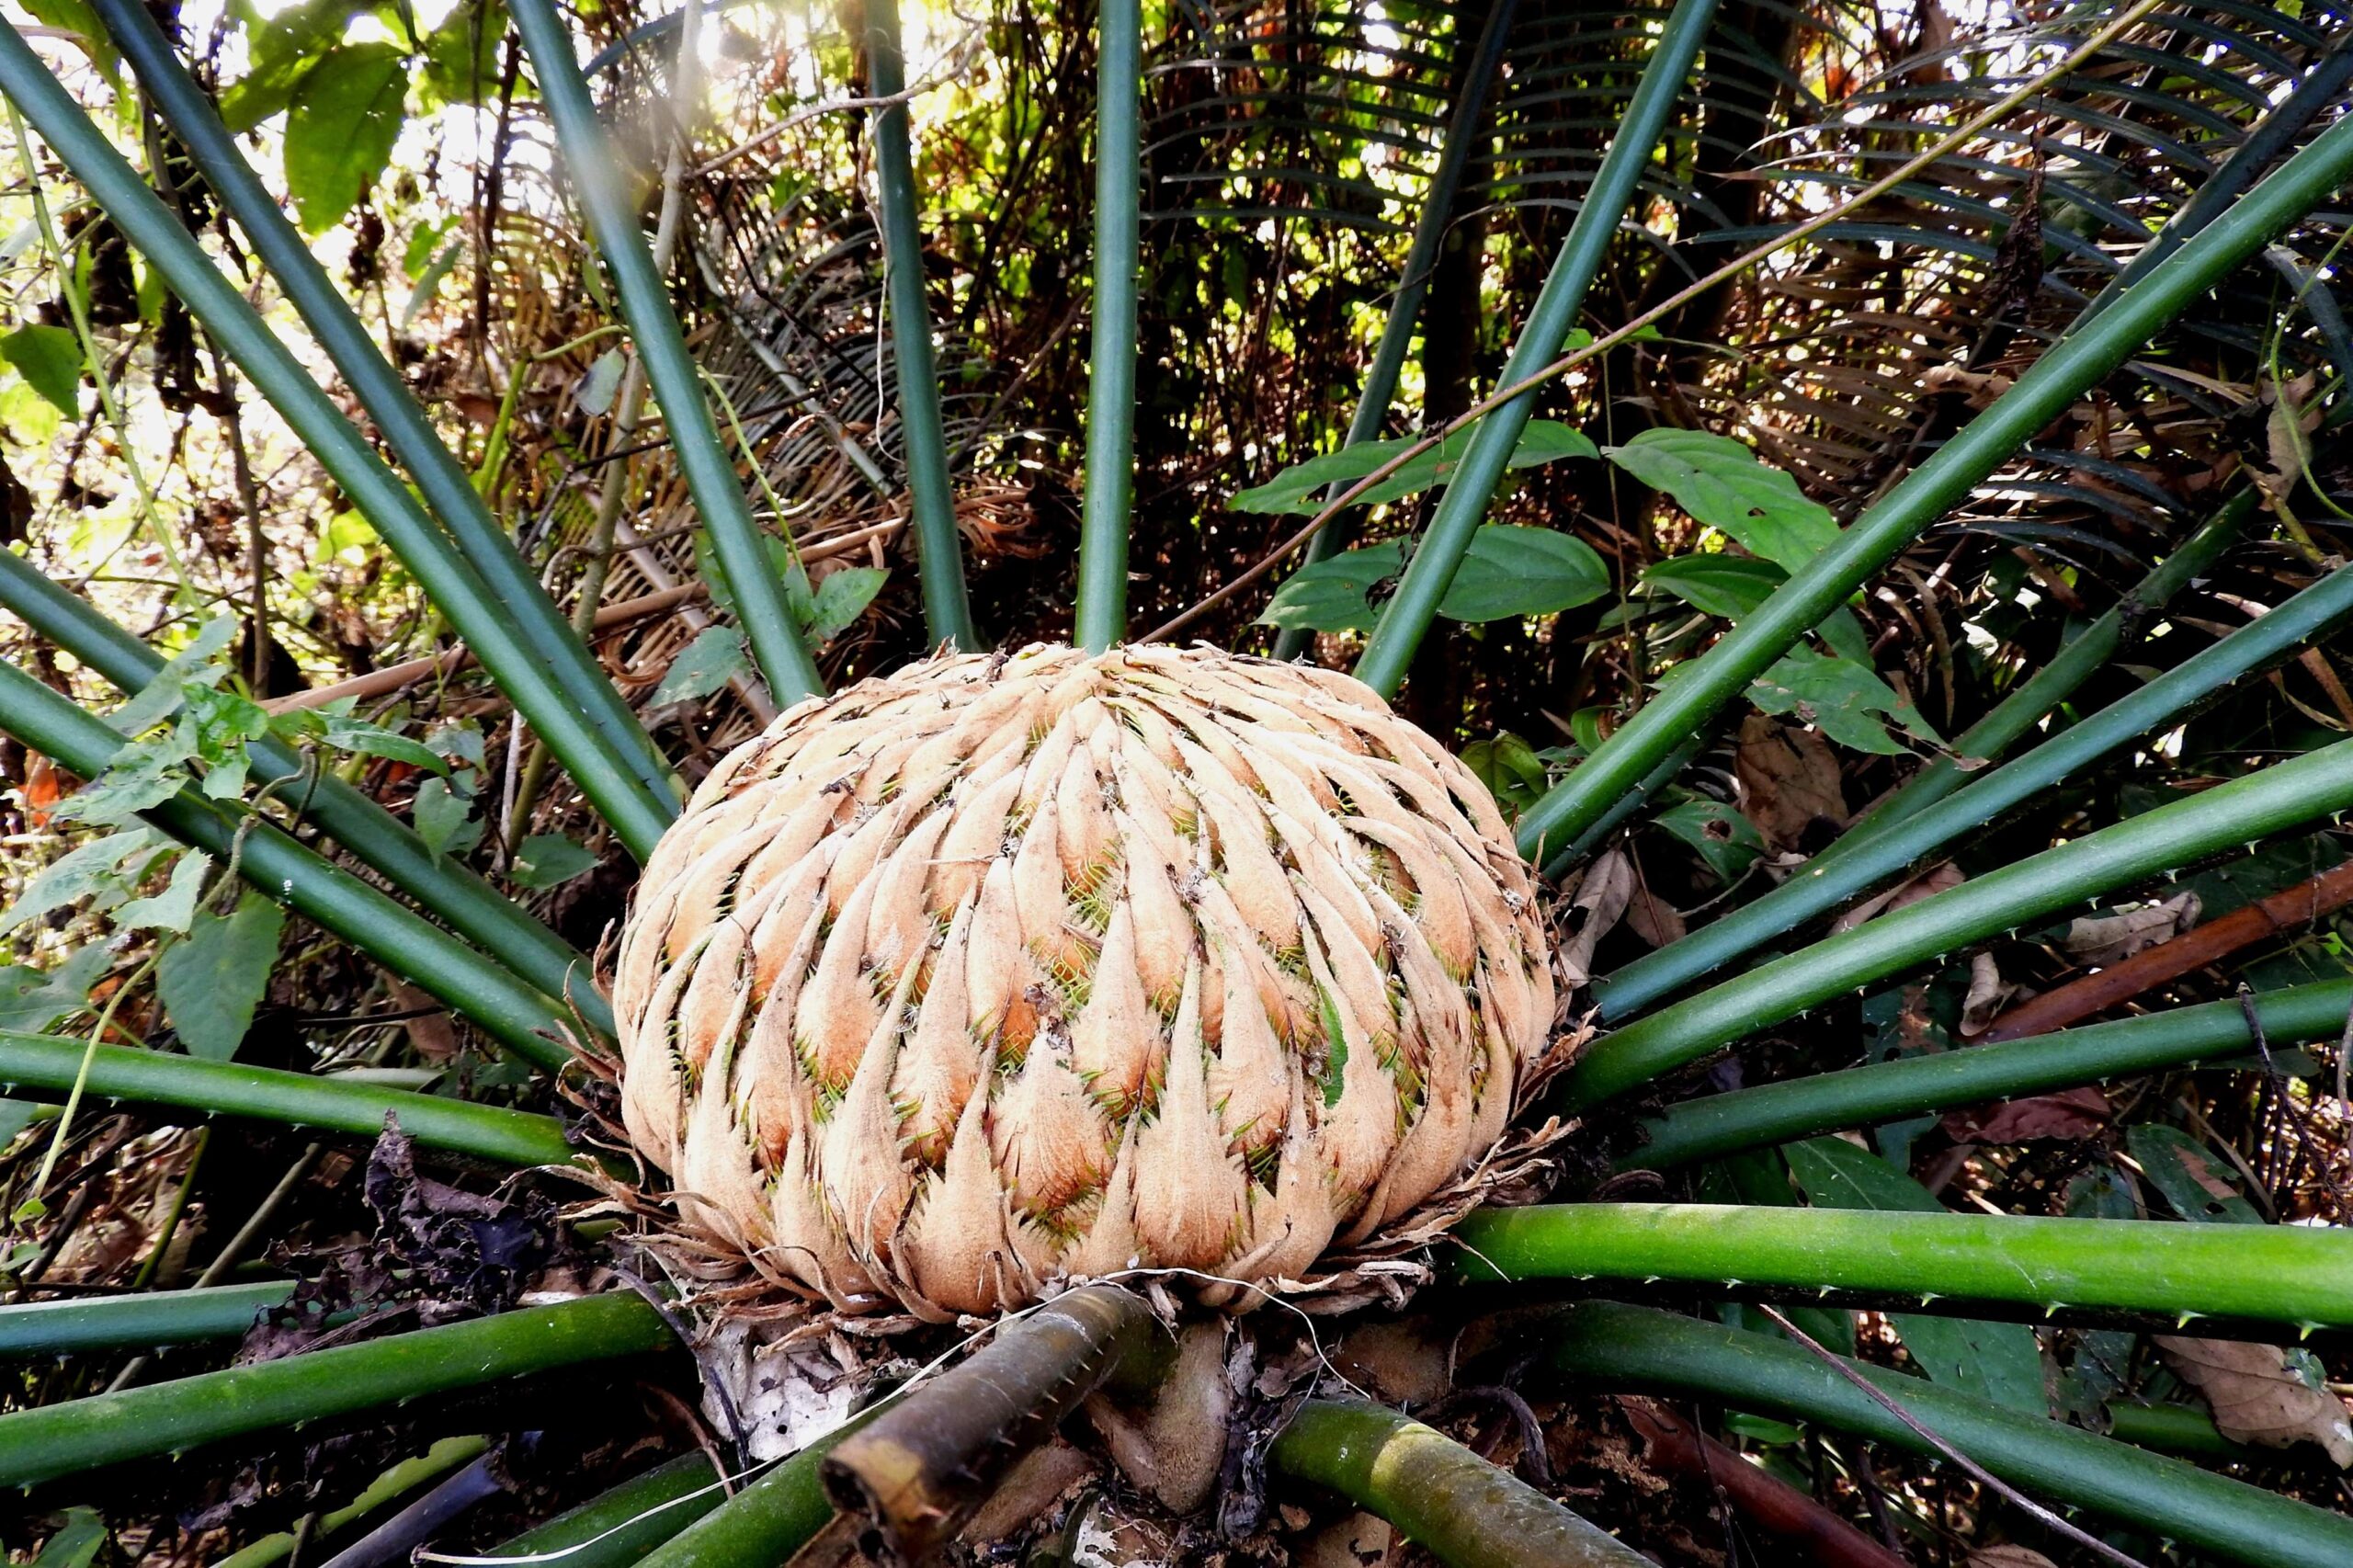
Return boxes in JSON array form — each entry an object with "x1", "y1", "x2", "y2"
[{"x1": 2, "y1": 0, "x2": 2352, "y2": 1562}]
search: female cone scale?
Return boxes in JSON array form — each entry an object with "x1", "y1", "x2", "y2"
[{"x1": 613, "y1": 642, "x2": 1554, "y2": 1317}]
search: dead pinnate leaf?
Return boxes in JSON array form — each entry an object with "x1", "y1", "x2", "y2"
[
  {"x1": 2155, "y1": 1336, "x2": 2353, "y2": 1466},
  {"x1": 1734, "y1": 714, "x2": 1846, "y2": 856}
]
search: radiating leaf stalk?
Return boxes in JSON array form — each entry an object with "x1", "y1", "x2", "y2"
[
  {"x1": 1350, "y1": 0, "x2": 1722, "y2": 698},
  {"x1": 1271, "y1": 1399, "x2": 1653, "y2": 1568},
  {"x1": 89, "y1": 0, "x2": 682, "y2": 819},
  {"x1": 1627, "y1": 979, "x2": 2353, "y2": 1170},
  {"x1": 0, "y1": 553, "x2": 612, "y2": 1040},
  {"x1": 864, "y1": 0, "x2": 978, "y2": 653},
  {"x1": 507, "y1": 0, "x2": 824, "y2": 706},
  {"x1": 490, "y1": 1453, "x2": 725, "y2": 1568},
  {"x1": 1555, "y1": 734, "x2": 2353, "y2": 1110},
  {"x1": 1073, "y1": 0, "x2": 1142, "y2": 653},
  {"x1": 0, "y1": 1293, "x2": 671, "y2": 1488},
  {"x1": 0, "y1": 1028, "x2": 580, "y2": 1166},
  {"x1": 1595, "y1": 484, "x2": 2330, "y2": 1021},
  {"x1": 0, "y1": 1281, "x2": 294, "y2": 1358},
  {"x1": 0, "y1": 28, "x2": 676, "y2": 863},
  {"x1": 1829, "y1": 495, "x2": 2250, "y2": 856},
  {"x1": 216, "y1": 1437, "x2": 494, "y2": 1568},
  {"x1": 1455, "y1": 1201, "x2": 2353, "y2": 1327},
  {"x1": 1540, "y1": 1301, "x2": 2353, "y2": 1568},
  {"x1": 1512, "y1": 107, "x2": 2353, "y2": 861},
  {"x1": 0, "y1": 661, "x2": 578, "y2": 1070},
  {"x1": 1267, "y1": 0, "x2": 1520, "y2": 664},
  {"x1": 628, "y1": 1415, "x2": 880, "y2": 1568}
]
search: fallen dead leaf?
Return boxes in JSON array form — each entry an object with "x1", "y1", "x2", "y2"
[
  {"x1": 1940, "y1": 1085, "x2": 2109, "y2": 1143},
  {"x1": 1960, "y1": 952, "x2": 2022, "y2": 1036},
  {"x1": 1734, "y1": 713, "x2": 1846, "y2": 856},
  {"x1": 1623, "y1": 884, "x2": 1688, "y2": 949},
  {"x1": 2062, "y1": 892, "x2": 2201, "y2": 968},
  {"x1": 2155, "y1": 1336, "x2": 2353, "y2": 1466},
  {"x1": 1558, "y1": 847, "x2": 1633, "y2": 989},
  {"x1": 1833, "y1": 861, "x2": 1965, "y2": 932},
  {"x1": 2254, "y1": 370, "x2": 2322, "y2": 514},
  {"x1": 1969, "y1": 1548, "x2": 2059, "y2": 1568}
]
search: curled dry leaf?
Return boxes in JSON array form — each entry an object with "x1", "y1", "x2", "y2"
[
  {"x1": 1968, "y1": 1548, "x2": 2060, "y2": 1568},
  {"x1": 2155, "y1": 1335, "x2": 2353, "y2": 1467},
  {"x1": 1557, "y1": 847, "x2": 1633, "y2": 989},
  {"x1": 1960, "y1": 952, "x2": 2021, "y2": 1037},
  {"x1": 1623, "y1": 884, "x2": 1688, "y2": 949},
  {"x1": 2062, "y1": 892, "x2": 2201, "y2": 968},
  {"x1": 1734, "y1": 713, "x2": 1846, "y2": 856},
  {"x1": 1832, "y1": 860, "x2": 1964, "y2": 933},
  {"x1": 1939, "y1": 1085, "x2": 2109, "y2": 1143}
]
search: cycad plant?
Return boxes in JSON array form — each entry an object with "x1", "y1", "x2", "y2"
[{"x1": 6, "y1": 0, "x2": 2353, "y2": 1562}]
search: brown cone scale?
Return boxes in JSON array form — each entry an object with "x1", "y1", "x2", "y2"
[{"x1": 613, "y1": 643, "x2": 1552, "y2": 1315}]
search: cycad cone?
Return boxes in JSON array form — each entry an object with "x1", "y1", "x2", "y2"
[{"x1": 614, "y1": 643, "x2": 1553, "y2": 1317}]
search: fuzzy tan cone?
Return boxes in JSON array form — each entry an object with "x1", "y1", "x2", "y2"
[{"x1": 611, "y1": 643, "x2": 1554, "y2": 1317}]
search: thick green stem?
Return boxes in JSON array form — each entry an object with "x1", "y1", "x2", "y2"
[
  {"x1": 1627, "y1": 980, "x2": 2353, "y2": 1169},
  {"x1": 1829, "y1": 495, "x2": 2250, "y2": 856},
  {"x1": 0, "y1": 27, "x2": 675, "y2": 862},
  {"x1": 1555, "y1": 735, "x2": 2353, "y2": 1110},
  {"x1": 1513, "y1": 109, "x2": 2353, "y2": 859},
  {"x1": 0, "y1": 1030, "x2": 577, "y2": 1165},
  {"x1": 0, "y1": 1293, "x2": 671, "y2": 1487},
  {"x1": 0, "y1": 663, "x2": 577, "y2": 1070},
  {"x1": 1597, "y1": 490, "x2": 2311, "y2": 1020},
  {"x1": 1268, "y1": 0, "x2": 1519, "y2": 663},
  {"x1": 92, "y1": 0, "x2": 680, "y2": 820},
  {"x1": 1073, "y1": 0, "x2": 1142, "y2": 653},
  {"x1": 1539, "y1": 1302, "x2": 2353, "y2": 1568},
  {"x1": 0, "y1": 1280, "x2": 291, "y2": 1358},
  {"x1": 0, "y1": 551, "x2": 612, "y2": 1040},
  {"x1": 1454, "y1": 1203, "x2": 2353, "y2": 1328},
  {"x1": 864, "y1": 0, "x2": 977, "y2": 653},
  {"x1": 492, "y1": 1453, "x2": 725, "y2": 1568},
  {"x1": 508, "y1": 0, "x2": 823, "y2": 707},
  {"x1": 632, "y1": 1414, "x2": 881, "y2": 1568},
  {"x1": 1272, "y1": 1399, "x2": 1651, "y2": 1568},
  {"x1": 1353, "y1": 0, "x2": 1720, "y2": 698}
]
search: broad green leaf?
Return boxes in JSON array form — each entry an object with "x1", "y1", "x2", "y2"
[
  {"x1": 156, "y1": 893, "x2": 285, "y2": 1062},
  {"x1": 803, "y1": 566, "x2": 889, "y2": 642},
  {"x1": 419, "y1": 0, "x2": 506, "y2": 106},
  {"x1": 112, "y1": 615, "x2": 238, "y2": 736},
  {"x1": 574, "y1": 348, "x2": 625, "y2": 415},
  {"x1": 31, "y1": 1506, "x2": 106, "y2": 1568},
  {"x1": 1234, "y1": 420, "x2": 1597, "y2": 516},
  {"x1": 652, "y1": 626, "x2": 750, "y2": 706},
  {"x1": 1437, "y1": 526, "x2": 1608, "y2": 622},
  {"x1": 219, "y1": 0, "x2": 351, "y2": 131},
  {"x1": 53, "y1": 737, "x2": 197, "y2": 827},
  {"x1": 19, "y1": 0, "x2": 118, "y2": 83},
  {"x1": 1785, "y1": 1136, "x2": 2048, "y2": 1415},
  {"x1": 1460, "y1": 733, "x2": 1552, "y2": 818},
  {"x1": 0, "y1": 947, "x2": 109, "y2": 1032},
  {"x1": 413, "y1": 777, "x2": 483, "y2": 861},
  {"x1": 284, "y1": 45, "x2": 411, "y2": 233},
  {"x1": 1, "y1": 828, "x2": 159, "y2": 932},
  {"x1": 402, "y1": 236, "x2": 465, "y2": 328},
  {"x1": 116, "y1": 850, "x2": 213, "y2": 935},
  {"x1": 1256, "y1": 541, "x2": 1404, "y2": 633},
  {"x1": 0, "y1": 1098, "x2": 42, "y2": 1152},
  {"x1": 313, "y1": 715, "x2": 448, "y2": 773},
  {"x1": 0, "y1": 324, "x2": 81, "y2": 415},
  {"x1": 1748, "y1": 645, "x2": 1937, "y2": 756},
  {"x1": 1604, "y1": 428, "x2": 1839, "y2": 574},
  {"x1": 1641, "y1": 553, "x2": 1785, "y2": 619},
  {"x1": 2126, "y1": 1125, "x2": 2265, "y2": 1225},
  {"x1": 511, "y1": 834, "x2": 598, "y2": 890},
  {"x1": 1653, "y1": 798, "x2": 1762, "y2": 884}
]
